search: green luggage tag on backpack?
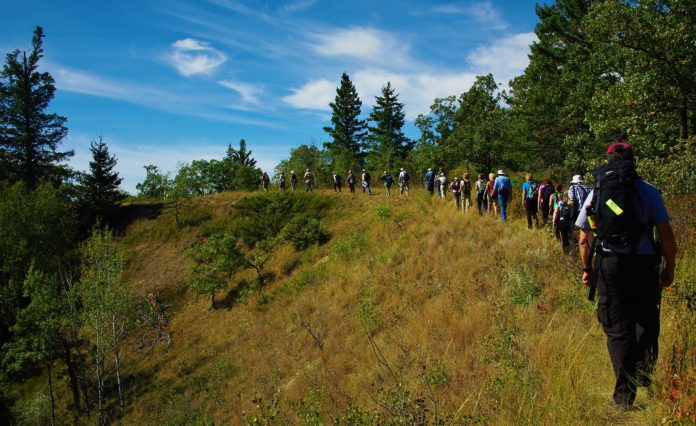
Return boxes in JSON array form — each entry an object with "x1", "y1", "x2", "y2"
[{"x1": 605, "y1": 199, "x2": 624, "y2": 216}]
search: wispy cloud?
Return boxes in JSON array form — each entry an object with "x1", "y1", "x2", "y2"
[
  {"x1": 279, "y1": 0, "x2": 318, "y2": 13},
  {"x1": 52, "y1": 65, "x2": 281, "y2": 127},
  {"x1": 467, "y1": 32, "x2": 537, "y2": 85},
  {"x1": 283, "y1": 30, "x2": 535, "y2": 119},
  {"x1": 433, "y1": 1, "x2": 507, "y2": 30},
  {"x1": 310, "y1": 27, "x2": 412, "y2": 67},
  {"x1": 218, "y1": 80, "x2": 264, "y2": 105},
  {"x1": 283, "y1": 70, "x2": 477, "y2": 120},
  {"x1": 164, "y1": 38, "x2": 227, "y2": 77},
  {"x1": 282, "y1": 79, "x2": 335, "y2": 110}
]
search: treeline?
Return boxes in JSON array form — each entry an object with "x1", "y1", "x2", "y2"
[
  {"x1": 271, "y1": 0, "x2": 696, "y2": 195},
  {"x1": 0, "y1": 28, "x2": 168, "y2": 424}
]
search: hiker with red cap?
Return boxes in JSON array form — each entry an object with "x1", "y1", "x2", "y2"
[{"x1": 576, "y1": 141, "x2": 676, "y2": 411}]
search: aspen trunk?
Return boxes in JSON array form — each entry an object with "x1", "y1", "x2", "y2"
[
  {"x1": 112, "y1": 314, "x2": 124, "y2": 407},
  {"x1": 47, "y1": 362, "x2": 56, "y2": 426}
]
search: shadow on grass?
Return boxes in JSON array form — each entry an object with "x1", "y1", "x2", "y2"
[
  {"x1": 113, "y1": 202, "x2": 165, "y2": 233},
  {"x1": 216, "y1": 273, "x2": 275, "y2": 309}
]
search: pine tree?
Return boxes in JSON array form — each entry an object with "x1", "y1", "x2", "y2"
[
  {"x1": 225, "y1": 139, "x2": 257, "y2": 167},
  {"x1": 323, "y1": 72, "x2": 367, "y2": 168},
  {"x1": 367, "y1": 82, "x2": 412, "y2": 170},
  {"x1": 78, "y1": 136, "x2": 124, "y2": 227},
  {"x1": 0, "y1": 26, "x2": 72, "y2": 188}
]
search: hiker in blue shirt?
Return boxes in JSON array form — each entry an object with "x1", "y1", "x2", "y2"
[
  {"x1": 568, "y1": 174, "x2": 591, "y2": 221},
  {"x1": 493, "y1": 170, "x2": 512, "y2": 222},
  {"x1": 424, "y1": 168, "x2": 435, "y2": 196},
  {"x1": 521, "y1": 174, "x2": 540, "y2": 229}
]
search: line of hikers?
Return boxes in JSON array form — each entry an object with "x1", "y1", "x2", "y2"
[{"x1": 264, "y1": 168, "x2": 592, "y2": 251}]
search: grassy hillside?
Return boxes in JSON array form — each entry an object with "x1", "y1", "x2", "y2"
[{"x1": 20, "y1": 188, "x2": 695, "y2": 424}]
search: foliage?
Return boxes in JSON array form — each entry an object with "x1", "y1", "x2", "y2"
[
  {"x1": 136, "y1": 165, "x2": 171, "y2": 200},
  {"x1": 76, "y1": 136, "x2": 125, "y2": 228},
  {"x1": 276, "y1": 215, "x2": 329, "y2": 250},
  {"x1": 233, "y1": 192, "x2": 331, "y2": 247},
  {"x1": 3, "y1": 265, "x2": 65, "y2": 374},
  {"x1": 0, "y1": 26, "x2": 73, "y2": 188},
  {"x1": 445, "y1": 74, "x2": 508, "y2": 173},
  {"x1": 226, "y1": 138, "x2": 257, "y2": 168},
  {"x1": 0, "y1": 182, "x2": 76, "y2": 332},
  {"x1": 78, "y1": 228, "x2": 134, "y2": 417},
  {"x1": 366, "y1": 82, "x2": 412, "y2": 172},
  {"x1": 274, "y1": 143, "x2": 330, "y2": 187},
  {"x1": 186, "y1": 233, "x2": 243, "y2": 307},
  {"x1": 323, "y1": 72, "x2": 367, "y2": 171}
]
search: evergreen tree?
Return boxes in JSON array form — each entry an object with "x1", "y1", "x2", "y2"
[
  {"x1": 323, "y1": 72, "x2": 367, "y2": 170},
  {"x1": 225, "y1": 139, "x2": 257, "y2": 167},
  {"x1": 77, "y1": 136, "x2": 124, "y2": 227},
  {"x1": 367, "y1": 82, "x2": 412, "y2": 171},
  {"x1": 0, "y1": 26, "x2": 72, "y2": 188},
  {"x1": 506, "y1": 0, "x2": 597, "y2": 171}
]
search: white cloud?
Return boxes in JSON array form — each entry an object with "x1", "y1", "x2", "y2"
[
  {"x1": 218, "y1": 80, "x2": 264, "y2": 105},
  {"x1": 433, "y1": 1, "x2": 507, "y2": 30},
  {"x1": 282, "y1": 79, "x2": 335, "y2": 110},
  {"x1": 279, "y1": 0, "x2": 318, "y2": 13},
  {"x1": 165, "y1": 38, "x2": 227, "y2": 77},
  {"x1": 310, "y1": 27, "x2": 411, "y2": 67},
  {"x1": 283, "y1": 70, "x2": 477, "y2": 120},
  {"x1": 467, "y1": 32, "x2": 537, "y2": 85}
]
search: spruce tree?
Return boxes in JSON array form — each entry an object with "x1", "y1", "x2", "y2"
[
  {"x1": 367, "y1": 82, "x2": 412, "y2": 170},
  {"x1": 225, "y1": 139, "x2": 257, "y2": 167},
  {"x1": 323, "y1": 72, "x2": 367, "y2": 168},
  {"x1": 78, "y1": 136, "x2": 124, "y2": 227},
  {"x1": 0, "y1": 26, "x2": 72, "y2": 188}
]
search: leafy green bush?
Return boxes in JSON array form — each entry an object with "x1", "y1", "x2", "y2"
[
  {"x1": 233, "y1": 192, "x2": 332, "y2": 247},
  {"x1": 277, "y1": 215, "x2": 329, "y2": 250}
]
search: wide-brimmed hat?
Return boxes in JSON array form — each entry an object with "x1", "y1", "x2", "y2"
[
  {"x1": 427, "y1": 168, "x2": 432, "y2": 171},
  {"x1": 570, "y1": 175, "x2": 584, "y2": 184},
  {"x1": 497, "y1": 170, "x2": 506, "y2": 176}
]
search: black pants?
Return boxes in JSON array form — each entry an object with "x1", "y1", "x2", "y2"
[
  {"x1": 525, "y1": 198, "x2": 539, "y2": 228},
  {"x1": 476, "y1": 192, "x2": 486, "y2": 215},
  {"x1": 333, "y1": 182, "x2": 341, "y2": 192},
  {"x1": 348, "y1": 183, "x2": 355, "y2": 193},
  {"x1": 541, "y1": 201, "x2": 550, "y2": 224},
  {"x1": 555, "y1": 226, "x2": 570, "y2": 252},
  {"x1": 596, "y1": 254, "x2": 661, "y2": 406}
]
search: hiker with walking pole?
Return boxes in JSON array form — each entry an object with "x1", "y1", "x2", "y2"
[{"x1": 576, "y1": 142, "x2": 676, "y2": 412}]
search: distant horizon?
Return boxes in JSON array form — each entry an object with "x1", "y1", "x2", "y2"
[{"x1": 1, "y1": 0, "x2": 540, "y2": 193}]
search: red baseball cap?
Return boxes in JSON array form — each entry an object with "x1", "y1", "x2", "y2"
[{"x1": 607, "y1": 141, "x2": 632, "y2": 154}]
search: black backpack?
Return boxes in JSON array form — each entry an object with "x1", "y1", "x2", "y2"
[
  {"x1": 588, "y1": 160, "x2": 645, "y2": 252},
  {"x1": 558, "y1": 203, "x2": 573, "y2": 231}
]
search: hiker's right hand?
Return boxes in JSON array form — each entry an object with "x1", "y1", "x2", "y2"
[{"x1": 582, "y1": 271, "x2": 591, "y2": 286}]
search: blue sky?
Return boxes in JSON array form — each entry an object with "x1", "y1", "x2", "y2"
[{"x1": 1, "y1": 0, "x2": 541, "y2": 193}]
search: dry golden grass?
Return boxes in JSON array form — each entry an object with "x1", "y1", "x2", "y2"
[{"x1": 39, "y1": 188, "x2": 695, "y2": 425}]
